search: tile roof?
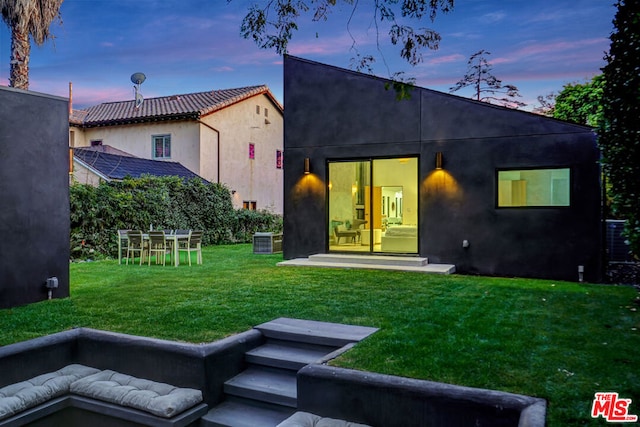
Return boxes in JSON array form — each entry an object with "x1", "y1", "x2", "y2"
[
  {"x1": 73, "y1": 147, "x2": 206, "y2": 182},
  {"x1": 72, "y1": 85, "x2": 281, "y2": 128}
]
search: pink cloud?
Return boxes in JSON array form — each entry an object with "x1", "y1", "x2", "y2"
[
  {"x1": 428, "y1": 54, "x2": 465, "y2": 65},
  {"x1": 212, "y1": 66, "x2": 234, "y2": 72},
  {"x1": 498, "y1": 38, "x2": 607, "y2": 64}
]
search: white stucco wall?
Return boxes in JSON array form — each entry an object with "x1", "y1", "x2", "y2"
[
  {"x1": 72, "y1": 161, "x2": 104, "y2": 186},
  {"x1": 199, "y1": 94, "x2": 284, "y2": 213}
]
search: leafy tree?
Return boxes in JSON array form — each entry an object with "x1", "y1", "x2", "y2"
[
  {"x1": 532, "y1": 92, "x2": 556, "y2": 117},
  {"x1": 449, "y1": 49, "x2": 526, "y2": 108},
  {"x1": 598, "y1": 0, "x2": 640, "y2": 257},
  {"x1": 237, "y1": 0, "x2": 454, "y2": 75},
  {"x1": 0, "y1": 0, "x2": 63, "y2": 89},
  {"x1": 553, "y1": 74, "x2": 604, "y2": 127}
]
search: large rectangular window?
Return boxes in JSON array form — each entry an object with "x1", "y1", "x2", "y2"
[
  {"x1": 498, "y1": 168, "x2": 570, "y2": 207},
  {"x1": 328, "y1": 157, "x2": 418, "y2": 254},
  {"x1": 153, "y1": 135, "x2": 171, "y2": 159}
]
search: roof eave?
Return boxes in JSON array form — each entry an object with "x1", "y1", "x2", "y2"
[{"x1": 79, "y1": 112, "x2": 200, "y2": 128}]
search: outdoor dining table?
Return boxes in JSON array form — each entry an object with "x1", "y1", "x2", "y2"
[{"x1": 119, "y1": 231, "x2": 191, "y2": 266}]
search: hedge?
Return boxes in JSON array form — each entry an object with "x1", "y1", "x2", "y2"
[{"x1": 70, "y1": 176, "x2": 283, "y2": 260}]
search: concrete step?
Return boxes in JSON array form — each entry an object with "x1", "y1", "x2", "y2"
[
  {"x1": 201, "y1": 397, "x2": 295, "y2": 427},
  {"x1": 277, "y1": 255, "x2": 456, "y2": 274},
  {"x1": 255, "y1": 317, "x2": 379, "y2": 347},
  {"x1": 224, "y1": 366, "x2": 297, "y2": 408},
  {"x1": 310, "y1": 253, "x2": 429, "y2": 267},
  {"x1": 246, "y1": 340, "x2": 340, "y2": 371}
]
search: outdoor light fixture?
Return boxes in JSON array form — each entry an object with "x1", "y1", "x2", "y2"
[
  {"x1": 304, "y1": 157, "x2": 310, "y2": 174},
  {"x1": 435, "y1": 152, "x2": 443, "y2": 170}
]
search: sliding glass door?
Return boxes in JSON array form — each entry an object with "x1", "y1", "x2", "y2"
[{"x1": 328, "y1": 157, "x2": 418, "y2": 254}]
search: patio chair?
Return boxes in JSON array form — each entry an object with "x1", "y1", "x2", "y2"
[
  {"x1": 174, "y1": 229, "x2": 191, "y2": 251},
  {"x1": 147, "y1": 231, "x2": 170, "y2": 266},
  {"x1": 125, "y1": 230, "x2": 147, "y2": 265},
  {"x1": 178, "y1": 230, "x2": 203, "y2": 266},
  {"x1": 117, "y1": 229, "x2": 130, "y2": 264}
]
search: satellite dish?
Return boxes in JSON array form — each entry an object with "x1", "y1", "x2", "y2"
[{"x1": 130, "y1": 72, "x2": 146, "y2": 85}]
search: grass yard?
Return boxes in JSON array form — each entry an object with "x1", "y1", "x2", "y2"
[{"x1": 1, "y1": 244, "x2": 638, "y2": 426}]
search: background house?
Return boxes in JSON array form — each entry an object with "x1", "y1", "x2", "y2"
[
  {"x1": 70, "y1": 85, "x2": 283, "y2": 213},
  {"x1": 283, "y1": 56, "x2": 602, "y2": 282}
]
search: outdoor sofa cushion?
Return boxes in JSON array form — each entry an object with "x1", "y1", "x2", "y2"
[
  {"x1": 70, "y1": 370, "x2": 202, "y2": 418},
  {"x1": 276, "y1": 411, "x2": 372, "y2": 427},
  {"x1": 0, "y1": 364, "x2": 100, "y2": 421}
]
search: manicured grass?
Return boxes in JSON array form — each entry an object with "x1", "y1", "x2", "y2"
[{"x1": 1, "y1": 244, "x2": 638, "y2": 426}]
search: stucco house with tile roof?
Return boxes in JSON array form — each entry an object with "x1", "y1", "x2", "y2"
[{"x1": 69, "y1": 85, "x2": 283, "y2": 213}]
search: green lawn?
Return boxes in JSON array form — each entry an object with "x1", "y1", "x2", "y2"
[{"x1": 1, "y1": 244, "x2": 638, "y2": 426}]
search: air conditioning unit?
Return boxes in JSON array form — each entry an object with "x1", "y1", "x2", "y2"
[
  {"x1": 606, "y1": 220, "x2": 633, "y2": 262},
  {"x1": 253, "y1": 232, "x2": 283, "y2": 254}
]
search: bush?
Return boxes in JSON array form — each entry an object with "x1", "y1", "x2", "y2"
[{"x1": 70, "y1": 176, "x2": 282, "y2": 260}]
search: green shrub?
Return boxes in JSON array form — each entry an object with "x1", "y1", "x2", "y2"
[{"x1": 70, "y1": 176, "x2": 282, "y2": 260}]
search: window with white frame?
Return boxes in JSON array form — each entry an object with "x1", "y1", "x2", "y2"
[{"x1": 153, "y1": 135, "x2": 171, "y2": 159}]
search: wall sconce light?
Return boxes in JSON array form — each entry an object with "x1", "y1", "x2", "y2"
[
  {"x1": 304, "y1": 157, "x2": 310, "y2": 174},
  {"x1": 435, "y1": 152, "x2": 443, "y2": 170}
]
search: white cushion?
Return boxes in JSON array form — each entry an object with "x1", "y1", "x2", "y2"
[
  {"x1": 70, "y1": 370, "x2": 202, "y2": 418},
  {"x1": 277, "y1": 411, "x2": 372, "y2": 427},
  {"x1": 0, "y1": 364, "x2": 100, "y2": 420}
]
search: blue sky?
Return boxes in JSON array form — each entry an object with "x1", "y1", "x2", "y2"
[{"x1": 0, "y1": 0, "x2": 614, "y2": 110}]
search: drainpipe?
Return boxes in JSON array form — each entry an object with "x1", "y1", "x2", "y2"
[
  {"x1": 68, "y1": 82, "x2": 73, "y2": 116},
  {"x1": 197, "y1": 119, "x2": 221, "y2": 183}
]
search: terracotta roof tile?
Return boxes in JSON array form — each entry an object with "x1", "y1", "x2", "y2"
[{"x1": 73, "y1": 85, "x2": 280, "y2": 127}]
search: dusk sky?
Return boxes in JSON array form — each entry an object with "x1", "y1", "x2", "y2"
[{"x1": 0, "y1": 0, "x2": 614, "y2": 111}]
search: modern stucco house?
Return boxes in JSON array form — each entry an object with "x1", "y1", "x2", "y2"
[
  {"x1": 69, "y1": 85, "x2": 284, "y2": 213},
  {"x1": 282, "y1": 56, "x2": 602, "y2": 282},
  {"x1": 1, "y1": 86, "x2": 70, "y2": 308}
]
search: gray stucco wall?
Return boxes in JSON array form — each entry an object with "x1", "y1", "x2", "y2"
[
  {"x1": 0, "y1": 86, "x2": 70, "y2": 308},
  {"x1": 283, "y1": 56, "x2": 602, "y2": 282}
]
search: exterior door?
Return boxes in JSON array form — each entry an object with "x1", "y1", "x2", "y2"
[{"x1": 328, "y1": 157, "x2": 418, "y2": 254}]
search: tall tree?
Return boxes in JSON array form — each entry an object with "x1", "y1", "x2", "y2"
[
  {"x1": 553, "y1": 74, "x2": 604, "y2": 127},
  {"x1": 449, "y1": 49, "x2": 526, "y2": 108},
  {"x1": 532, "y1": 92, "x2": 555, "y2": 117},
  {"x1": 237, "y1": 0, "x2": 454, "y2": 75},
  {"x1": 1, "y1": 0, "x2": 63, "y2": 90},
  {"x1": 598, "y1": 0, "x2": 640, "y2": 256}
]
